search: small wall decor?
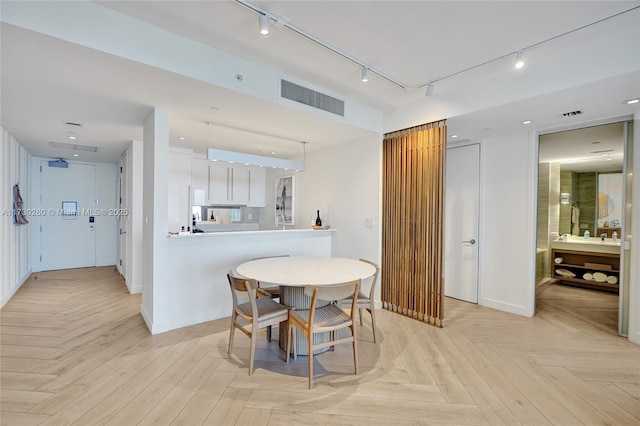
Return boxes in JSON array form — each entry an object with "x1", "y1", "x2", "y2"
[
  {"x1": 13, "y1": 183, "x2": 28, "y2": 225},
  {"x1": 275, "y1": 175, "x2": 295, "y2": 226}
]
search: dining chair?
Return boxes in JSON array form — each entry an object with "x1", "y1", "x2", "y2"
[
  {"x1": 227, "y1": 272, "x2": 290, "y2": 375},
  {"x1": 286, "y1": 279, "x2": 361, "y2": 389},
  {"x1": 336, "y1": 258, "x2": 380, "y2": 342},
  {"x1": 251, "y1": 254, "x2": 290, "y2": 300}
]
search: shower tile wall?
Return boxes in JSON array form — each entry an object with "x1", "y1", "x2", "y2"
[{"x1": 578, "y1": 172, "x2": 597, "y2": 236}]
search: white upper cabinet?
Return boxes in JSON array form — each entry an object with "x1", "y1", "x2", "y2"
[
  {"x1": 209, "y1": 163, "x2": 250, "y2": 205},
  {"x1": 247, "y1": 166, "x2": 266, "y2": 207}
]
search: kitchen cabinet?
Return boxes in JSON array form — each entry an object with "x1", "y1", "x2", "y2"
[
  {"x1": 168, "y1": 148, "x2": 193, "y2": 231},
  {"x1": 191, "y1": 157, "x2": 210, "y2": 206},
  {"x1": 551, "y1": 248, "x2": 619, "y2": 293},
  {"x1": 247, "y1": 165, "x2": 266, "y2": 207},
  {"x1": 210, "y1": 163, "x2": 249, "y2": 205}
]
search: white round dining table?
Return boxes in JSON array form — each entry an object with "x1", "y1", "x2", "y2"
[
  {"x1": 236, "y1": 256, "x2": 376, "y2": 286},
  {"x1": 236, "y1": 256, "x2": 376, "y2": 355}
]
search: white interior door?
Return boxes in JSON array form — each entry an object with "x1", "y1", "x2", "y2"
[
  {"x1": 40, "y1": 161, "x2": 97, "y2": 270},
  {"x1": 444, "y1": 143, "x2": 480, "y2": 303}
]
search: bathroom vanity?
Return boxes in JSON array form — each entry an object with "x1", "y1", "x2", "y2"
[{"x1": 550, "y1": 237, "x2": 620, "y2": 293}]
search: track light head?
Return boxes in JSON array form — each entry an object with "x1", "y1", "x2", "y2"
[
  {"x1": 425, "y1": 82, "x2": 435, "y2": 97},
  {"x1": 514, "y1": 50, "x2": 524, "y2": 69},
  {"x1": 361, "y1": 67, "x2": 369, "y2": 83},
  {"x1": 259, "y1": 14, "x2": 270, "y2": 36}
]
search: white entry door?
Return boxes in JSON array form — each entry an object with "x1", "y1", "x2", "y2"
[
  {"x1": 444, "y1": 143, "x2": 480, "y2": 303},
  {"x1": 40, "y1": 161, "x2": 97, "y2": 270}
]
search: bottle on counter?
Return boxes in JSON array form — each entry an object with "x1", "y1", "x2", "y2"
[
  {"x1": 315, "y1": 210, "x2": 322, "y2": 227},
  {"x1": 584, "y1": 230, "x2": 590, "y2": 240},
  {"x1": 612, "y1": 231, "x2": 618, "y2": 242}
]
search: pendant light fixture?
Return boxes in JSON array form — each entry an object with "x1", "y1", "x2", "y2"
[
  {"x1": 514, "y1": 50, "x2": 525, "y2": 69},
  {"x1": 361, "y1": 67, "x2": 369, "y2": 83},
  {"x1": 259, "y1": 14, "x2": 270, "y2": 36}
]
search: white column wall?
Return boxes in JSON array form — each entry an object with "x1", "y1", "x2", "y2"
[
  {"x1": 477, "y1": 129, "x2": 537, "y2": 316},
  {"x1": 141, "y1": 108, "x2": 170, "y2": 333},
  {"x1": 1, "y1": 127, "x2": 32, "y2": 307}
]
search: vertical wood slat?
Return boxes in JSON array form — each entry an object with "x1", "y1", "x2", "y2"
[{"x1": 381, "y1": 121, "x2": 446, "y2": 327}]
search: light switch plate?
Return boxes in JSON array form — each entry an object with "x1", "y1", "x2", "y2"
[{"x1": 365, "y1": 216, "x2": 374, "y2": 228}]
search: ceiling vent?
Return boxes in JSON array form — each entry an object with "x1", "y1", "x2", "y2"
[
  {"x1": 561, "y1": 110, "x2": 583, "y2": 117},
  {"x1": 49, "y1": 141, "x2": 98, "y2": 152},
  {"x1": 281, "y1": 79, "x2": 344, "y2": 117}
]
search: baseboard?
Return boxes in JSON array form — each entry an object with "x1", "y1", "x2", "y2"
[
  {"x1": 479, "y1": 297, "x2": 532, "y2": 317},
  {"x1": 125, "y1": 278, "x2": 142, "y2": 294},
  {"x1": 1, "y1": 269, "x2": 32, "y2": 308}
]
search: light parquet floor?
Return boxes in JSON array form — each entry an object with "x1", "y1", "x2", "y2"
[{"x1": 1, "y1": 267, "x2": 639, "y2": 425}]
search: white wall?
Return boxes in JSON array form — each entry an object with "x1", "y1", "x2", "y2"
[
  {"x1": 0, "y1": 128, "x2": 32, "y2": 307},
  {"x1": 477, "y1": 129, "x2": 536, "y2": 316},
  {"x1": 264, "y1": 135, "x2": 382, "y2": 302},
  {"x1": 124, "y1": 140, "x2": 144, "y2": 294},
  {"x1": 141, "y1": 109, "x2": 170, "y2": 332}
]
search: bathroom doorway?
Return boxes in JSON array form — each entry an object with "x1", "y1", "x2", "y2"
[{"x1": 535, "y1": 120, "x2": 633, "y2": 336}]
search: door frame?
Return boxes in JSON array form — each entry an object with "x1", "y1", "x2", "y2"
[{"x1": 532, "y1": 116, "x2": 633, "y2": 336}]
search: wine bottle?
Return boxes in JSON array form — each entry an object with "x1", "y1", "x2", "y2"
[{"x1": 315, "y1": 210, "x2": 322, "y2": 226}]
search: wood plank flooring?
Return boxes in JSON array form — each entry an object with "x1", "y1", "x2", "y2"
[{"x1": 1, "y1": 267, "x2": 639, "y2": 425}]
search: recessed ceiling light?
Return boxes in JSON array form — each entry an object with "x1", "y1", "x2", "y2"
[
  {"x1": 522, "y1": 120, "x2": 532, "y2": 125},
  {"x1": 68, "y1": 136, "x2": 77, "y2": 140},
  {"x1": 626, "y1": 98, "x2": 639, "y2": 104},
  {"x1": 178, "y1": 136, "x2": 186, "y2": 140},
  {"x1": 73, "y1": 154, "x2": 79, "y2": 157},
  {"x1": 271, "y1": 151, "x2": 276, "y2": 155},
  {"x1": 606, "y1": 158, "x2": 612, "y2": 161},
  {"x1": 451, "y1": 134, "x2": 459, "y2": 138}
]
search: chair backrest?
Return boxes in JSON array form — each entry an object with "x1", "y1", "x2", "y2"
[
  {"x1": 227, "y1": 272, "x2": 260, "y2": 317},
  {"x1": 304, "y1": 279, "x2": 361, "y2": 324},
  {"x1": 359, "y1": 258, "x2": 380, "y2": 299}
]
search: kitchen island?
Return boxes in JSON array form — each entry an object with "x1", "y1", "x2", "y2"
[{"x1": 143, "y1": 228, "x2": 335, "y2": 334}]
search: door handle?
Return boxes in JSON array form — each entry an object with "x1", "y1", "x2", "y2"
[{"x1": 462, "y1": 238, "x2": 476, "y2": 244}]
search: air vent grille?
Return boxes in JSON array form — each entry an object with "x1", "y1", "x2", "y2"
[
  {"x1": 281, "y1": 79, "x2": 344, "y2": 116},
  {"x1": 562, "y1": 110, "x2": 583, "y2": 117},
  {"x1": 49, "y1": 141, "x2": 98, "y2": 152}
]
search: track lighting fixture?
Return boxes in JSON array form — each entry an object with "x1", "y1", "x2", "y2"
[
  {"x1": 361, "y1": 67, "x2": 369, "y2": 83},
  {"x1": 425, "y1": 82, "x2": 435, "y2": 97},
  {"x1": 514, "y1": 50, "x2": 524, "y2": 69},
  {"x1": 259, "y1": 14, "x2": 270, "y2": 36}
]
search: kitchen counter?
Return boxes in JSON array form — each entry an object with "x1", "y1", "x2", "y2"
[
  {"x1": 168, "y1": 228, "x2": 334, "y2": 238},
  {"x1": 148, "y1": 227, "x2": 336, "y2": 334}
]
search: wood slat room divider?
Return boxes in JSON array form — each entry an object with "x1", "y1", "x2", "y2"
[{"x1": 381, "y1": 120, "x2": 446, "y2": 327}]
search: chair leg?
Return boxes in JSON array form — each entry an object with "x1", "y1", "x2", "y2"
[
  {"x1": 359, "y1": 307, "x2": 363, "y2": 326},
  {"x1": 249, "y1": 328, "x2": 257, "y2": 376},
  {"x1": 369, "y1": 305, "x2": 377, "y2": 343},
  {"x1": 267, "y1": 325, "x2": 272, "y2": 342},
  {"x1": 228, "y1": 319, "x2": 236, "y2": 356},
  {"x1": 286, "y1": 322, "x2": 291, "y2": 363},
  {"x1": 351, "y1": 324, "x2": 358, "y2": 375},
  {"x1": 308, "y1": 333, "x2": 314, "y2": 389}
]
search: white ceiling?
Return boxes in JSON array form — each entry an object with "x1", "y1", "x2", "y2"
[{"x1": 1, "y1": 1, "x2": 639, "y2": 166}]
